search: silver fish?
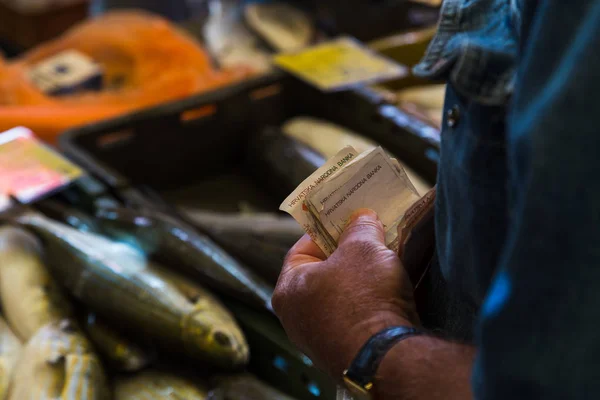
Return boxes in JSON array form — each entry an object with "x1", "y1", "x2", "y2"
[
  {"x1": 8, "y1": 320, "x2": 109, "y2": 400},
  {"x1": 181, "y1": 211, "x2": 304, "y2": 284},
  {"x1": 244, "y1": 2, "x2": 314, "y2": 52},
  {"x1": 249, "y1": 127, "x2": 327, "y2": 199},
  {"x1": 17, "y1": 213, "x2": 249, "y2": 370},
  {"x1": 114, "y1": 369, "x2": 208, "y2": 400},
  {"x1": 36, "y1": 200, "x2": 101, "y2": 234},
  {"x1": 0, "y1": 315, "x2": 21, "y2": 399},
  {"x1": 94, "y1": 206, "x2": 274, "y2": 312},
  {"x1": 209, "y1": 374, "x2": 297, "y2": 400},
  {"x1": 0, "y1": 226, "x2": 73, "y2": 341},
  {"x1": 204, "y1": 0, "x2": 272, "y2": 73},
  {"x1": 282, "y1": 116, "x2": 433, "y2": 195},
  {"x1": 84, "y1": 312, "x2": 152, "y2": 372}
]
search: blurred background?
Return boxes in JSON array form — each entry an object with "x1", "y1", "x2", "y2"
[{"x1": 0, "y1": 1, "x2": 445, "y2": 399}]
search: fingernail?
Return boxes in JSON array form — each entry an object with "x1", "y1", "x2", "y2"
[{"x1": 347, "y1": 208, "x2": 378, "y2": 225}]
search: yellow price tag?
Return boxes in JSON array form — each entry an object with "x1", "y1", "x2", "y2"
[
  {"x1": 274, "y1": 37, "x2": 408, "y2": 91},
  {"x1": 0, "y1": 127, "x2": 83, "y2": 211}
]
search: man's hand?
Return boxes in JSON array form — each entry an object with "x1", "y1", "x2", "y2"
[{"x1": 272, "y1": 209, "x2": 420, "y2": 379}]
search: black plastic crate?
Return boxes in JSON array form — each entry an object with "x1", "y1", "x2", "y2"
[
  {"x1": 59, "y1": 72, "x2": 439, "y2": 399},
  {"x1": 61, "y1": 73, "x2": 438, "y2": 189},
  {"x1": 45, "y1": 175, "x2": 336, "y2": 400},
  {"x1": 310, "y1": 0, "x2": 440, "y2": 42}
]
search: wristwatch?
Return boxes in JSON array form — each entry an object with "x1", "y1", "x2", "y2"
[{"x1": 342, "y1": 326, "x2": 423, "y2": 400}]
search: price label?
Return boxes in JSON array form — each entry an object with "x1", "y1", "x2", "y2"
[
  {"x1": 0, "y1": 127, "x2": 84, "y2": 211},
  {"x1": 274, "y1": 37, "x2": 408, "y2": 91}
]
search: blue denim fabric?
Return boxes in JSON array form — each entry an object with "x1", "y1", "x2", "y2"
[
  {"x1": 415, "y1": 0, "x2": 600, "y2": 398},
  {"x1": 413, "y1": 0, "x2": 519, "y2": 341}
]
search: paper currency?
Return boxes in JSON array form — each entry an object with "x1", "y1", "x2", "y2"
[
  {"x1": 281, "y1": 146, "x2": 423, "y2": 400},
  {"x1": 280, "y1": 146, "x2": 360, "y2": 255},
  {"x1": 280, "y1": 146, "x2": 421, "y2": 257}
]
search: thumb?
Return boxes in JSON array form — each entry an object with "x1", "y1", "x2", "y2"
[{"x1": 338, "y1": 209, "x2": 385, "y2": 247}]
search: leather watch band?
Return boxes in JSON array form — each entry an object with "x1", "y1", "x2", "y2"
[{"x1": 344, "y1": 326, "x2": 423, "y2": 391}]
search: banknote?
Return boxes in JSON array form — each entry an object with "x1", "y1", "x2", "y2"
[
  {"x1": 282, "y1": 146, "x2": 424, "y2": 400},
  {"x1": 281, "y1": 146, "x2": 421, "y2": 256},
  {"x1": 279, "y1": 146, "x2": 360, "y2": 254}
]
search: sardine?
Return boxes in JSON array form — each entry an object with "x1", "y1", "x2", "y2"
[
  {"x1": 0, "y1": 226, "x2": 73, "y2": 341},
  {"x1": 8, "y1": 320, "x2": 109, "y2": 400},
  {"x1": 209, "y1": 374, "x2": 296, "y2": 400},
  {"x1": 16, "y1": 213, "x2": 249, "y2": 369},
  {"x1": 180, "y1": 211, "x2": 304, "y2": 284},
  {"x1": 249, "y1": 127, "x2": 327, "y2": 199},
  {"x1": 84, "y1": 312, "x2": 152, "y2": 372},
  {"x1": 282, "y1": 116, "x2": 433, "y2": 195},
  {"x1": 0, "y1": 315, "x2": 21, "y2": 399},
  {"x1": 244, "y1": 2, "x2": 314, "y2": 52},
  {"x1": 36, "y1": 199, "x2": 101, "y2": 234},
  {"x1": 94, "y1": 207, "x2": 274, "y2": 312},
  {"x1": 114, "y1": 369, "x2": 208, "y2": 400}
]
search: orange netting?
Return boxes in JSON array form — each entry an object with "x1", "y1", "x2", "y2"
[{"x1": 0, "y1": 11, "x2": 253, "y2": 143}]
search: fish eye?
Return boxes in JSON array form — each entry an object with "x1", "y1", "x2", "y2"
[{"x1": 213, "y1": 331, "x2": 232, "y2": 348}]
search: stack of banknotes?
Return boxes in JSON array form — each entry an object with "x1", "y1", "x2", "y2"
[{"x1": 280, "y1": 146, "x2": 422, "y2": 257}]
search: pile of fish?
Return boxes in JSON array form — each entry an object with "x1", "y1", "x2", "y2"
[
  {"x1": 248, "y1": 116, "x2": 433, "y2": 199},
  {"x1": 0, "y1": 202, "x2": 297, "y2": 399}
]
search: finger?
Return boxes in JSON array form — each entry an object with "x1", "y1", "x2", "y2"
[
  {"x1": 338, "y1": 208, "x2": 385, "y2": 247},
  {"x1": 281, "y1": 234, "x2": 326, "y2": 275}
]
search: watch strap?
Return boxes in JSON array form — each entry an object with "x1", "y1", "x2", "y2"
[{"x1": 344, "y1": 326, "x2": 422, "y2": 389}]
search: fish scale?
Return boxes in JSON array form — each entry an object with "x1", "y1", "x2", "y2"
[
  {"x1": 84, "y1": 312, "x2": 151, "y2": 372},
  {"x1": 0, "y1": 226, "x2": 74, "y2": 342},
  {"x1": 114, "y1": 369, "x2": 208, "y2": 400},
  {"x1": 8, "y1": 321, "x2": 109, "y2": 400},
  {"x1": 0, "y1": 315, "x2": 21, "y2": 399},
  {"x1": 95, "y1": 207, "x2": 274, "y2": 312},
  {"x1": 17, "y1": 213, "x2": 249, "y2": 370}
]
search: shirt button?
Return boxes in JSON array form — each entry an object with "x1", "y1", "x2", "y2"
[{"x1": 446, "y1": 105, "x2": 461, "y2": 128}]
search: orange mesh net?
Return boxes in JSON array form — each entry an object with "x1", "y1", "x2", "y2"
[{"x1": 0, "y1": 11, "x2": 253, "y2": 143}]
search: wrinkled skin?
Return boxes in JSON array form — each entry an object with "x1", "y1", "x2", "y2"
[{"x1": 272, "y1": 209, "x2": 419, "y2": 378}]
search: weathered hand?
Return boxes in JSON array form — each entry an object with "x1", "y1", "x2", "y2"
[{"x1": 272, "y1": 209, "x2": 420, "y2": 379}]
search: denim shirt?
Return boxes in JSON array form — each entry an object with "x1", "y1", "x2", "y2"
[{"x1": 413, "y1": 0, "x2": 600, "y2": 398}]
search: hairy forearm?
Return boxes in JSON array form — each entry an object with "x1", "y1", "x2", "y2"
[{"x1": 373, "y1": 336, "x2": 475, "y2": 400}]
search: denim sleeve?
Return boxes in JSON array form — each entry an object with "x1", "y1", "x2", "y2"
[{"x1": 473, "y1": 1, "x2": 600, "y2": 399}]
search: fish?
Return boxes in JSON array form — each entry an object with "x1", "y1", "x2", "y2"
[
  {"x1": 249, "y1": 127, "x2": 327, "y2": 199},
  {"x1": 114, "y1": 369, "x2": 208, "y2": 400},
  {"x1": 0, "y1": 315, "x2": 21, "y2": 400},
  {"x1": 282, "y1": 116, "x2": 379, "y2": 159},
  {"x1": 0, "y1": 226, "x2": 74, "y2": 341},
  {"x1": 16, "y1": 213, "x2": 249, "y2": 369},
  {"x1": 208, "y1": 374, "x2": 297, "y2": 400},
  {"x1": 396, "y1": 84, "x2": 446, "y2": 127},
  {"x1": 35, "y1": 199, "x2": 101, "y2": 234},
  {"x1": 282, "y1": 116, "x2": 433, "y2": 196},
  {"x1": 94, "y1": 206, "x2": 274, "y2": 312},
  {"x1": 203, "y1": 0, "x2": 272, "y2": 73},
  {"x1": 180, "y1": 211, "x2": 304, "y2": 284},
  {"x1": 83, "y1": 312, "x2": 152, "y2": 372},
  {"x1": 8, "y1": 320, "x2": 109, "y2": 400},
  {"x1": 244, "y1": 2, "x2": 314, "y2": 52}
]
